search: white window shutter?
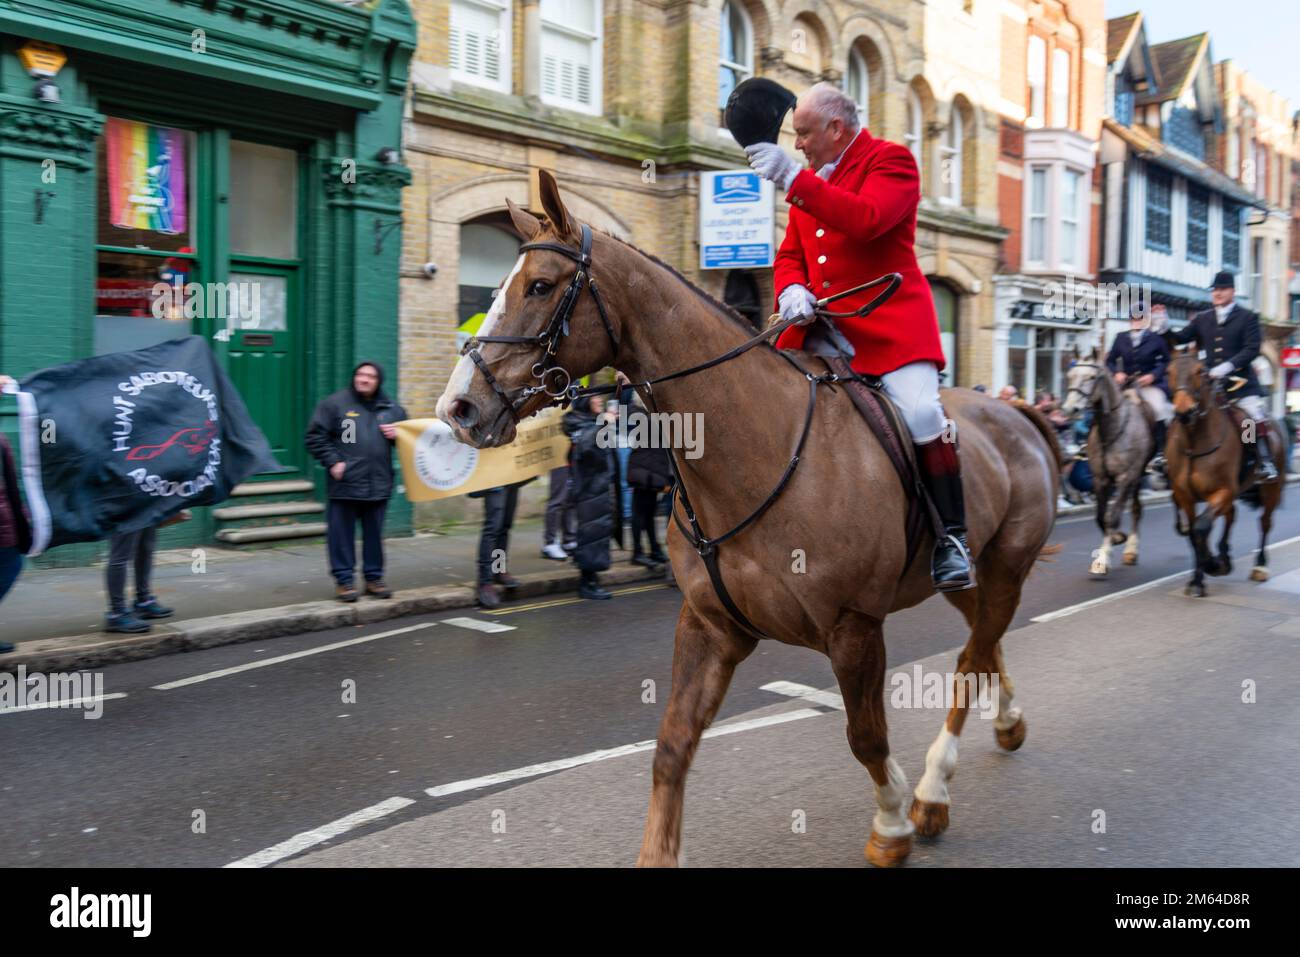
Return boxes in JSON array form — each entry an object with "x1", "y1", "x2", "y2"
[
  {"x1": 451, "y1": 2, "x2": 502, "y2": 84},
  {"x1": 542, "y1": 27, "x2": 594, "y2": 109}
]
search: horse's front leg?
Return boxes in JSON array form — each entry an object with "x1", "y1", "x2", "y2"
[
  {"x1": 1186, "y1": 504, "x2": 1215, "y2": 597},
  {"x1": 637, "y1": 603, "x2": 754, "y2": 867},
  {"x1": 1123, "y1": 482, "x2": 1144, "y2": 565},
  {"x1": 1211, "y1": 493, "x2": 1235, "y2": 577},
  {"x1": 1090, "y1": 476, "x2": 1114, "y2": 576},
  {"x1": 827, "y1": 611, "x2": 912, "y2": 867}
]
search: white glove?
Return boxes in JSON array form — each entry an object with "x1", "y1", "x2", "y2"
[
  {"x1": 778, "y1": 284, "x2": 818, "y2": 324},
  {"x1": 1209, "y1": 361, "x2": 1234, "y2": 379},
  {"x1": 744, "y1": 143, "x2": 800, "y2": 192}
]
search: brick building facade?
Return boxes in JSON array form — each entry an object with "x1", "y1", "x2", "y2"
[{"x1": 399, "y1": 0, "x2": 1009, "y2": 426}]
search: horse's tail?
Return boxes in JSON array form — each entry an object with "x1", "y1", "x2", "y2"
[{"x1": 1009, "y1": 399, "x2": 1067, "y2": 470}]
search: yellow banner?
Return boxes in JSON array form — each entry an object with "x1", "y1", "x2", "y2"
[{"x1": 395, "y1": 407, "x2": 569, "y2": 502}]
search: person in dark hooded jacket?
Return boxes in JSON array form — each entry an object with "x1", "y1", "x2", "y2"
[
  {"x1": 305, "y1": 362, "x2": 407, "y2": 602},
  {"x1": 563, "y1": 394, "x2": 616, "y2": 600}
]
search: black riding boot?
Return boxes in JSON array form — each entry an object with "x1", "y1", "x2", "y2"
[
  {"x1": 915, "y1": 437, "x2": 975, "y2": 591},
  {"x1": 1255, "y1": 427, "x2": 1280, "y2": 482}
]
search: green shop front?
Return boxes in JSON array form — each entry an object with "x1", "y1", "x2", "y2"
[{"x1": 0, "y1": 0, "x2": 415, "y2": 562}]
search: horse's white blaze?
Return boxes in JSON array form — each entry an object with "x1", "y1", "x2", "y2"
[
  {"x1": 993, "y1": 682, "x2": 1023, "y2": 732},
  {"x1": 914, "y1": 728, "x2": 959, "y2": 806},
  {"x1": 436, "y1": 254, "x2": 526, "y2": 421},
  {"x1": 872, "y1": 756, "x2": 915, "y2": 838}
]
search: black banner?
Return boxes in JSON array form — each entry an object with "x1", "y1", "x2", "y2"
[{"x1": 9, "y1": 336, "x2": 282, "y2": 552}]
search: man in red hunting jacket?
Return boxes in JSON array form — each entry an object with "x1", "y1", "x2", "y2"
[{"x1": 745, "y1": 82, "x2": 973, "y2": 590}]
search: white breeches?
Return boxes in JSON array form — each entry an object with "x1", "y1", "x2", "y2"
[
  {"x1": 1137, "y1": 386, "x2": 1173, "y2": 423},
  {"x1": 882, "y1": 361, "x2": 947, "y2": 443},
  {"x1": 1232, "y1": 394, "x2": 1267, "y2": 422}
]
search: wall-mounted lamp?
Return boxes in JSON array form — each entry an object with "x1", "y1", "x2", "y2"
[
  {"x1": 33, "y1": 77, "x2": 60, "y2": 104},
  {"x1": 375, "y1": 147, "x2": 400, "y2": 166},
  {"x1": 18, "y1": 40, "x2": 66, "y2": 106}
]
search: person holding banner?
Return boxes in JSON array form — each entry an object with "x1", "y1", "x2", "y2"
[{"x1": 305, "y1": 361, "x2": 407, "y2": 602}]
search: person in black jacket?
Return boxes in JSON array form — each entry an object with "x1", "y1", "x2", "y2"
[
  {"x1": 625, "y1": 396, "x2": 672, "y2": 568},
  {"x1": 1170, "y1": 271, "x2": 1279, "y2": 482},
  {"x1": 305, "y1": 361, "x2": 408, "y2": 601},
  {"x1": 563, "y1": 395, "x2": 616, "y2": 600},
  {"x1": 1105, "y1": 303, "x2": 1173, "y2": 464}
]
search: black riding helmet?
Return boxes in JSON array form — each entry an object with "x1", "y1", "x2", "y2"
[{"x1": 724, "y1": 77, "x2": 797, "y2": 149}]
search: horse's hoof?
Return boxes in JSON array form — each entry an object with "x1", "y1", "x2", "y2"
[
  {"x1": 1250, "y1": 566, "x2": 1269, "y2": 582},
  {"x1": 995, "y1": 716, "x2": 1027, "y2": 752},
  {"x1": 865, "y1": 830, "x2": 912, "y2": 867},
  {"x1": 1122, "y1": 552, "x2": 1138, "y2": 566},
  {"x1": 635, "y1": 850, "x2": 679, "y2": 868},
  {"x1": 1184, "y1": 583, "x2": 1206, "y2": 598},
  {"x1": 1207, "y1": 559, "x2": 1231, "y2": 577},
  {"x1": 909, "y1": 799, "x2": 950, "y2": 838},
  {"x1": 1089, "y1": 560, "x2": 1108, "y2": 577}
]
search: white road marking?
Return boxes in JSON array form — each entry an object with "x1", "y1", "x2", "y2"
[
  {"x1": 424, "y1": 708, "x2": 823, "y2": 799},
  {"x1": 759, "y1": 680, "x2": 845, "y2": 710},
  {"x1": 1032, "y1": 533, "x2": 1300, "y2": 623},
  {"x1": 439, "y1": 617, "x2": 516, "y2": 634},
  {"x1": 0, "y1": 693, "x2": 127, "y2": 716},
  {"x1": 151, "y1": 622, "x2": 437, "y2": 691},
  {"x1": 224, "y1": 796, "x2": 416, "y2": 869}
]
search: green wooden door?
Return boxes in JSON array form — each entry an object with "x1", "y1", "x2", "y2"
[
  {"x1": 226, "y1": 265, "x2": 301, "y2": 474},
  {"x1": 223, "y1": 139, "x2": 306, "y2": 476}
]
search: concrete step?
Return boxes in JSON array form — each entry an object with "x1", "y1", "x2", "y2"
[
  {"x1": 231, "y1": 480, "x2": 315, "y2": 497},
  {"x1": 212, "y1": 501, "x2": 325, "y2": 521},
  {"x1": 215, "y1": 523, "x2": 327, "y2": 545}
]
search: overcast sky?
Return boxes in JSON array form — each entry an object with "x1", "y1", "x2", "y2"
[{"x1": 1106, "y1": 0, "x2": 1300, "y2": 109}]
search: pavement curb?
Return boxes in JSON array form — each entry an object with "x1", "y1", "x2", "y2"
[{"x1": 0, "y1": 561, "x2": 670, "y2": 675}]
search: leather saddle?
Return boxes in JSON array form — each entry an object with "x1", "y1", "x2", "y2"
[{"x1": 820, "y1": 355, "x2": 934, "y2": 573}]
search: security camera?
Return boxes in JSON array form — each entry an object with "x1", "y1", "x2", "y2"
[{"x1": 422, "y1": 262, "x2": 438, "y2": 279}]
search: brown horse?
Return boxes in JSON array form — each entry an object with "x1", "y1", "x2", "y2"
[
  {"x1": 436, "y1": 172, "x2": 1061, "y2": 867},
  {"x1": 1167, "y1": 351, "x2": 1285, "y2": 597}
]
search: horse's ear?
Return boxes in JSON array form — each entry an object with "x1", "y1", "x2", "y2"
[
  {"x1": 507, "y1": 198, "x2": 542, "y2": 241},
  {"x1": 537, "y1": 169, "x2": 579, "y2": 244}
]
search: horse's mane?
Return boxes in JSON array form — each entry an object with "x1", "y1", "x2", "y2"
[
  {"x1": 604, "y1": 232, "x2": 761, "y2": 337},
  {"x1": 533, "y1": 217, "x2": 768, "y2": 341}
]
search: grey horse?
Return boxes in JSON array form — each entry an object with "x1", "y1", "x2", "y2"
[{"x1": 1061, "y1": 352, "x2": 1156, "y2": 575}]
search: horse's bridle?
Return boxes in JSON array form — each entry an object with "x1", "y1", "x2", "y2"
[
  {"x1": 1063, "y1": 362, "x2": 1103, "y2": 409},
  {"x1": 459, "y1": 224, "x2": 621, "y2": 425}
]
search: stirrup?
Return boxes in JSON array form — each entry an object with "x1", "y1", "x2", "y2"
[{"x1": 932, "y1": 533, "x2": 976, "y2": 592}]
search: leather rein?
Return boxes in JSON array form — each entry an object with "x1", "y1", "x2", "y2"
[{"x1": 459, "y1": 225, "x2": 902, "y2": 639}]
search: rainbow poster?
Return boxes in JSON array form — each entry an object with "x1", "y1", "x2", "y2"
[{"x1": 105, "y1": 117, "x2": 188, "y2": 234}]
